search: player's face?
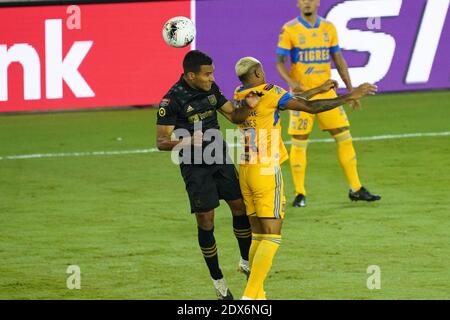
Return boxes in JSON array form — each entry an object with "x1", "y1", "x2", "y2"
[
  {"x1": 192, "y1": 64, "x2": 215, "y2": 91},
  {"x1": 297, "y1": 0, "x2": 320, "y2": 17}
]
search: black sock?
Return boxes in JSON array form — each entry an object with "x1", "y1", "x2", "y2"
[
  {"x1": 232, "y1": 215, "x2": 251, "y2": 261},
  {"x1": 198, "y1": 227, "x2": 223, "y2": 280}
]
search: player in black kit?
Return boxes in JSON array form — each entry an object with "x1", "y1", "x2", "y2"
[{"x1": 156, "y1": 50, "x2": 259, "y2": 300}]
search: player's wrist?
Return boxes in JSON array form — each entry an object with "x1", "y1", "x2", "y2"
[{"x1": 345, "y1": 92, "x2": 356, "y2": 101}]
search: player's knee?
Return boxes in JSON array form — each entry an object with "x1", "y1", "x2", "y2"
[
  {"x1": 228, "y1": 198, "x2": 246, "y2": 216},
  {"x1": 197, "y1": 220, "x2": 214, "y2": 231},
  {"x1": 249, "y1": 216, "x2": 263, "y2": 234},
  {"x1": 328, "y1": 127, "x2": 350, "y2": 136},
  {"x1": 292, "y1": 134, "x2": 309, "y2": 141},
  {"x1": 196, "y1": 212, "x2": 215, "y2": 231},
  {"x1": 259, "y1": 218, "x2": 283, "y2": 235}
]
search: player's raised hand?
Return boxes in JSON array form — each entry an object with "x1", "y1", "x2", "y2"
[
  {"x1": 349, "y1": 83, "x2": 377, "y2": 101},
  {"x1": 319, "y1": 79, "x2": 339, "y2": 93},
  {"x1": 244, "y1": 91, "x2": 263, "y2": 108}
]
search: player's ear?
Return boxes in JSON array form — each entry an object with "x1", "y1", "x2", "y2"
[
  {"x1": 186, "y1": 71, "x2": 196, "y2": 81},
  {"x1": 255, "y1": 66, "x2": 263, "y2": 79}
]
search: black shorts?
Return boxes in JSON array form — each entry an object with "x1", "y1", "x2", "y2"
[{"x1": 180, "y1": 163, "x2": 242, "y2": 213}]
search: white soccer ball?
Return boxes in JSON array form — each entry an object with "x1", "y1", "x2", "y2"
[{"x1": 162, "y1": 16, "x2": 196, "y2": 48}]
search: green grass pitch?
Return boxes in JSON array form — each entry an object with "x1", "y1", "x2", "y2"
[{"x1": 1, "y1": 91, "x2": 449, "y2": 299}]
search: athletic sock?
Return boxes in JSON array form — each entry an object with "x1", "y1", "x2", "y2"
[
  {"x1": 233, "y1": 215, "x2": 252, "y2": 261},
  {"x1": 243, "y1": 234, "x2": 281, "y2": 299},
  {"x1": 334, "y1": 131, "x2": 362, "y2": 191},
  {"x1": 290, "y1": 138, "x2": 308, "y2": 195},
  {"x1": 198, "y1": 227, "x2": 223, "y2": 280}
]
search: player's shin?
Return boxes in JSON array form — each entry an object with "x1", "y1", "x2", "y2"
[
  {"x1": 233, "y1": 215, "x2": 252, "y2": 261},
  {"x1": 249, "y1": 234, "x2": 263, "y2": 268},
  {"x1": 334, "y1": 131, "x2": 362, "y2": 191},
  {"x1": 198, "y1": 226, "x2": 223, "y2": 280},
  {"x1": 290, "y1": 138, "x2": 308, "y2": 195},
  {"x1": 243, "y1": 234, "x2": 281, "y2": 299}
]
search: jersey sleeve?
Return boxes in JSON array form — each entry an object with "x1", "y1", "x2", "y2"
[
  {"x1": 276, "y1": 25, "x2": 292, "y2": 57},
  {"x1": 156, "y1": 97, "x2": 179, "y2": 126},
  {"x1": 329, "y1": 23, "x2": 341, "y2": 53},
  {"x1": 212, "y1": 82, "x2": 229, "y2": 109},
  {"x1": 266, "y1": 84, "x2": 293, "y2": 111}
]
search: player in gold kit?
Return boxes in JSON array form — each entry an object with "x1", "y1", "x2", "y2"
[
  {"x1": 276, "y1": 0, "x2": 381, "y2": 207},
  {"x1": 233, "y1": 57, "x2": 377, "y2": 299}
]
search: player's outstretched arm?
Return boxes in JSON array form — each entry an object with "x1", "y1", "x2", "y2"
[
  {"x1": 285, "y1": 83, "x2": 377, "y2": 114},
  {"x1": 294, "y1": 79, "x2": 339, "y2": 100}
]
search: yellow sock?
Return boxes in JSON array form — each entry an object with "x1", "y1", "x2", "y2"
[
  {"x1": 334, "y1": 131, "x2": 362, "y2": 191},
  {"x1": 243, "y1": 235, "x2": 281, "y2": 299},
  {"x1": 248, "y1": 234, "x2": 266, "y2": 299},
  {"x1": 256, "y1": 286, "x2": 266, "y2": 300},
  {"x1": 290, "y1": 138, "x2": 308, "y2": 195},
  {"x1": 248, "y1": 233, "x2": 266, "y2": 300},
  {"x1": 249, "y1": 234, "x2": 263, "y2": 269}
]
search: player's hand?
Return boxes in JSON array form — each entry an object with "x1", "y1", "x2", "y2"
[
  {"x1": 288, "y1": 80, "x2": 303, "y2": 93},
  {"x1": 244, "y1": 91, "x2": 263, "y2": 108},
  {"x1": 349, "y1": 83, "x2": 377, "y2": 101},
  {"x1": 319, "y1": 79, "x2": 339, "y2": 93},
  {"x1": 349, "y1": 99, "x2": 362, "y2": 111},
  {"x1": 192, "y1": 130, "x2": 203, "y2": 147}
]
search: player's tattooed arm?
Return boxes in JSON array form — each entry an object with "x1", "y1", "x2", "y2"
[
  {"x1": 286, "y1": 83, "x2": 377, "y2": 114},
  {"x1": 294, "y1": 80, "x2": 339, "y2": 100}
]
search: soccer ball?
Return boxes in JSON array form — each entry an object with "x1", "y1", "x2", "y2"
[{"x1": 162, "y1": 16, "x2": 196, "y2": 48}]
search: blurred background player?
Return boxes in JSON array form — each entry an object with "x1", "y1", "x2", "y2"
[
  {"x1": 233, "y1": 57, "x2": 377, "y2": 299},
  {"x1": 276, "y1": 0, "x2": 381, "y2": 207},
  {"x1": 156, "y1": 50, "x2": 258, "y2": 299}
]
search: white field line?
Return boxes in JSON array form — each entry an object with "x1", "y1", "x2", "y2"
[{"x1": 1, "y1": 131, "x2": 449, "y2": 161}]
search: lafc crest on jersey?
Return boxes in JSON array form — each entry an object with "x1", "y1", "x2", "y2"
[{"x1": 208, "y1": 94, "x2": 217, "y2": 106}]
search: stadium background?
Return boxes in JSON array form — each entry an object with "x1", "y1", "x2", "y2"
[
  {"x1": 1, "y1": 0, "x2": 448, "y2": 112},
  {"x1": 1, "y1": 0, "x2": 449, "y2": 299}
]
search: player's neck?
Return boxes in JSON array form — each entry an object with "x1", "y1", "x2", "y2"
[
  {"x1": 301, "y1": 13, "x2": 317, "y2": 26},
  {"x1": 242, "y1": 80, "x2": 264, "y2": 89}
]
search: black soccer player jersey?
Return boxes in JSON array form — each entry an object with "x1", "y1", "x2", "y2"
[
  {"x1": 156, "y1": 75, "x2": 230, "y2": 165},
  {"x1": 157, "y1": 75, "x2": 228, "y2": 132}
]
